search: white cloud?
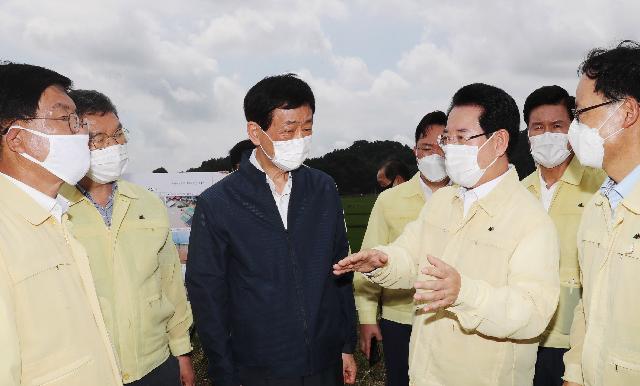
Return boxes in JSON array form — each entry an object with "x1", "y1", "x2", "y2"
[{"x1": 0, "y1": 0, "x2": 638, "y2": 172}]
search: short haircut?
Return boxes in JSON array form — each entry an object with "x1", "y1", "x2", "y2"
[
  {"x1": 228, "y1": 139, "x2": 255, "y2": 170},
  {"x1": 579, "y1": 40, "x2": 640, "y2": 102},
  {"x1": 379, "y1": 159, "x2": 411, "y2": 183},
  {"x1": 243, "y1": 73, "x2": 315, "y2": 130},
  {"x1": 415, "y1": 110, "x2": 447, "y2": 142},
  {"x1": 447, "y1": 83, "x2": 520, "y2": 157},
  {"x1": 68, "y1": 89, "x2": 119, "y2": 118},
  {"x1": 0, "y1": 62, "x2": 72, "y2": 133},
  {"x1": 523, "y1": 85, "x2": 575, "y2": 125}
]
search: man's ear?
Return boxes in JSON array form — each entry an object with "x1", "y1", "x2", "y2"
[
  {"x1": 495, "y1": 129, "x2": 510, "y2": 157},
  {"x1": 622, "y1": 97, "x2": 640, "y2": 129},
  {"x1": 247, "y1": 122, "x2": 262, "y2": 147},
  {"x1": 2, "y1": 127, "x2": 27, "y2": 154}
]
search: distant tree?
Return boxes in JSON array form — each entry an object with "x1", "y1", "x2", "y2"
[
  {"x1": 186, "y1": 140, "x2": 417, "y2": 194},
  {"x1": 152, "y1": 167, "x2": 168, "y2": 173},
  {"x1": 306, "y1": 140, "x2": 417, "y2": 195},
  {"x1": 187, "y1": 157, "x2": 230, "y2": 172}
]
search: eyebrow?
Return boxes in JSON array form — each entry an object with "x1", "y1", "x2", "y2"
[
  {"x1": 284, "y1": 118, "x2": 314, "y2": 125},
  {"x1": 49, "y1": 102, "x2": 73, "y2": 112}
]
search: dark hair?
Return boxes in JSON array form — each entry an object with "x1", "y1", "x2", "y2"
[
  {"x1": 447, "y1": 83, "x2": 520, "y2": 157},
  {"x1": 523, "y1": 85, "x2": 575, "y2": 125},
  {"x1": 579, "y1": 40, "x2": 640, "y2": 102},
  {"x1": 379, "y1": 159, "x2": 411, "y2": 183},
  {"x1": 68, "y1": 89, "x2": 118, "y2": 118},
  {"x1": 243, "y1": 73, "x2": 315, "y2": 130},
  {"x1": 415, "y1": 110, "x2": 447, "y2": 142},
  {"x1": 228, "y1": 139, "x2": 255, "y2": 170},
  {"x1": 0, "y1": 62, "x2": 72, "y2": 133}
]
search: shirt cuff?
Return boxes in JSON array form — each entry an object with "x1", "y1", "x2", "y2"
[
  {"x1": 356, "y1": 308, "x2": 379, "y2": 325},
  {"x1": 562, "y1": 363, "x2": 583, "y2": 384},
  {"x1": 449, "y1": 275, "x2": 480, "y2": 314},
  {"x1": 169, "y1": 334, "x2": 193, "y2": 357}
]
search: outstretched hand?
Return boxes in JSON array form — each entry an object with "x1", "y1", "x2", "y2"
[{"x1": 333, "y1": 249, "x2": 389, "y2": 275}]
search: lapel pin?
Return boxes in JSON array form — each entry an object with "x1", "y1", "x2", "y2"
[
  {"x1": 139, "y1": 214, "x2": 145, "y2": 220},
  {"x1": 578, "y1": 203, "x2": 584, "y2": 208},
  {"x1": 488, "y1": 227, "x2": 494, "y2": 231},
  {"x1": 634, "y1": 233, "x2": 640, "y2": 240}
]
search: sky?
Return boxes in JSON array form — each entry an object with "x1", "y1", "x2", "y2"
[{"x1": 1, "y1": 0, "x2": 638, "y2": 172}]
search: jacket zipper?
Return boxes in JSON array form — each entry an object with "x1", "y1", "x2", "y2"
[{"x1": 285, "y1": 230, "x2": 312, "y2": 369}]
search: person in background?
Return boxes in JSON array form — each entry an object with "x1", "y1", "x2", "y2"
[
  {"x1": 0, "y1": 63, "x2": 122, "y2": 385},
  {"x1": 228, "y1": 139, "x2": 255, "y2": 172},
  {"x1": 334, "y1": 83, "x2": 560, "y2": 386},
  {"x1": 355, "y1": 110, "x2": 449, "y2": 386},
  {"x1": 521, "y1": 85, "x2": 605, "y2": 386},
  {"x1": 377, "y1": 159, "x2": 411, "y2": 191},
  {"x1": 563, "y1": 40, "x2": 640, "y2": 386},
  {"x1": 61, "y1": 89, "x2": 194, "y2": 386},
  {"x1": 187, "y1": 74, "x2": 357, "y2": 386}
]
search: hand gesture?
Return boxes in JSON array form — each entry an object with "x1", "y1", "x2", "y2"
[
  {"x1": 414, "y1": 255, "x2": 461, "y2": 312},
  {"x1": 333, "y1": 249, "x2": 388, "y2": 275}
]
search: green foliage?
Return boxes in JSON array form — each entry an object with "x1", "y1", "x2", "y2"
[
  {"x1": 342, "y1": 195, "x2": 376, "y2": 252},
  {"x1": 184, "y1": 140, "x2": 418, "y2": 194}
]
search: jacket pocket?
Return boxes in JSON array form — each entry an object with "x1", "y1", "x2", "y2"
[
  {"x1": 604, "y1": 354, "x2": 640, "y2": 385},
  {"x1": 30, "y1": 356, "x2": 93, "y2": 385}
]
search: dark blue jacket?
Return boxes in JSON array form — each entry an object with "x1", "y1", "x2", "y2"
[{"x1": 186, "y1": 156, "x2": 357, "y2": 386}]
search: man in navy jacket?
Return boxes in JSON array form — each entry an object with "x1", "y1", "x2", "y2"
[{"x1": 186, "y1": 73, "x2": 357, "y2": 386}]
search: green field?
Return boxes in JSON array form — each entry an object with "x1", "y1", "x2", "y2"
[
  {"x1": 342, "y1": 194, "x2": 376, "y2": 252},
  {"x1": 193, "y1": 194, "x2": 382, "y2": 385}
]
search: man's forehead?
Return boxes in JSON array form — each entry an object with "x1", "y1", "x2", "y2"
[
  {"x1": 83, "y1": 112, "x2": 121, "y2": 132},
  {"x1": 38, "y1": 84, "x2": 75, "y2": 112},
  {"x1": 575, "y1": 76, "x2": 601, "y2": 105}
]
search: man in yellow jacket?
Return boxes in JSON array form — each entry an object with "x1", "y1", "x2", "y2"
[
  {"x1": 0, "y1": 63, "x2": 122, "y2": 385},
  {"x1": 60, "y1": 89, "x2": 194, "y2": 386},
  {"x1": 355, "y1": 111, "x2": 449, "y2": 386},
  {"x1": 521, "y1": 85, "x2": 606, "y2": 386},
  {"x1": 563, "y1": 40, "x2": 640, "y2": 386},
  {"x1": 335, "y1": 83, "x2": 560, "y2": 386}
]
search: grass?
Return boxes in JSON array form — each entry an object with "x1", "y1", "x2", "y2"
[
  {"x1": 192, "y1": 333, "x2": 386, "y2": 386},
  {"x1": 192, "y1": 194, "x2": 383, "y2": 385},
  {"x1": 342, "y1": 194, "x2": 377, "y2": 253}
]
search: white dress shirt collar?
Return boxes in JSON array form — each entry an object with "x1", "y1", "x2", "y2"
[
  {"x1": 249, "y1": 149, "x2": 293, "y2": 229},
  {"x1": 459, "y1": 165, "x2": 513, "y2": 217},
  {"x1": 538, "y1": 169, "x2": 559, "y2": 212},
  {"x1": 0, "y1": 172, "x2": 68, "y2": 223}
]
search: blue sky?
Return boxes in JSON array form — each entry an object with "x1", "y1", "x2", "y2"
[{"x1": 0, "y1": 0, "x2": 638, "y2": 172}]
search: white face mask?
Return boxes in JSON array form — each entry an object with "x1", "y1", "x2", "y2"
[
  {"x1": 10, "y1": 125, "x2": 90, "y2": 185},
  {"x1": 443, "y1": 134, "x2": 498, "y2": 188},
  {"x1": 87, "y1": 144, "x2": 129, "y2": 184},
  {"x1": 417, "y1": 154, "x2": 447, "y2": 182},
  {"x1": 529, "y1": 132, "x2": 572, "y2": 168},
  {"x1": 260, "y1": 132, "x2": 312, "y2": 171},
  {"x1": 567, "y1": 103, "x2": 623, "y2": 169}
]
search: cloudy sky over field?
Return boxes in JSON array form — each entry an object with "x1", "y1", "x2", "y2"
[{"x1": 1, "y1": 0, "x2": 638, "y2": 171}]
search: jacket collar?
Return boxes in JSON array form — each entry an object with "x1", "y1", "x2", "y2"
[
  {"x1": 238, "y1": 154, "x2": 306, "y2": 230},
  {"x1": 0, "y1": 173, "x2": 54, "y2": 226},
  {"x1": 457, "y1": 168, "x2": 520, "y2": 217},
  {"x1": 526, "y1": 156, "x2": 585, "y2": 195},
  {"x1": 61, "y1": 179, "x2": 138, "y2": 207},
  {"x1": 400, "y1": 172, "x2": 426, "y2": 199},
  {"x1": 560, "y1": 156, "x2": 585, "y2": 186}
]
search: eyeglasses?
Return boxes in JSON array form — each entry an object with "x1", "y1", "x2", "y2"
[
  {"x1": 571, "y1": 100, "x2": 619, "y2": 123},
  {"x1": 437, "y1": 132, "x2": 486, "y2": 147},
  {"x1": 89, "y1": 127, "x2": 129, "y2": 149},
  {"x1": 26, "y1": 113, "x2": 84, "y2": 133}
]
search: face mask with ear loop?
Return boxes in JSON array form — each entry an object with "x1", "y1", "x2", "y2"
[
  {"x1": 8, "y1": 125, "x2": 90, "y2": 185},
  {"x1": 443, "y1": 133, "x2": 500, "y2": 188},
  {"x1": 257, "y1": 129, "x2": 312, "y2": 172},
  {"x1": 568, "y1": 102, "x2": 624, "y2": 169}
]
